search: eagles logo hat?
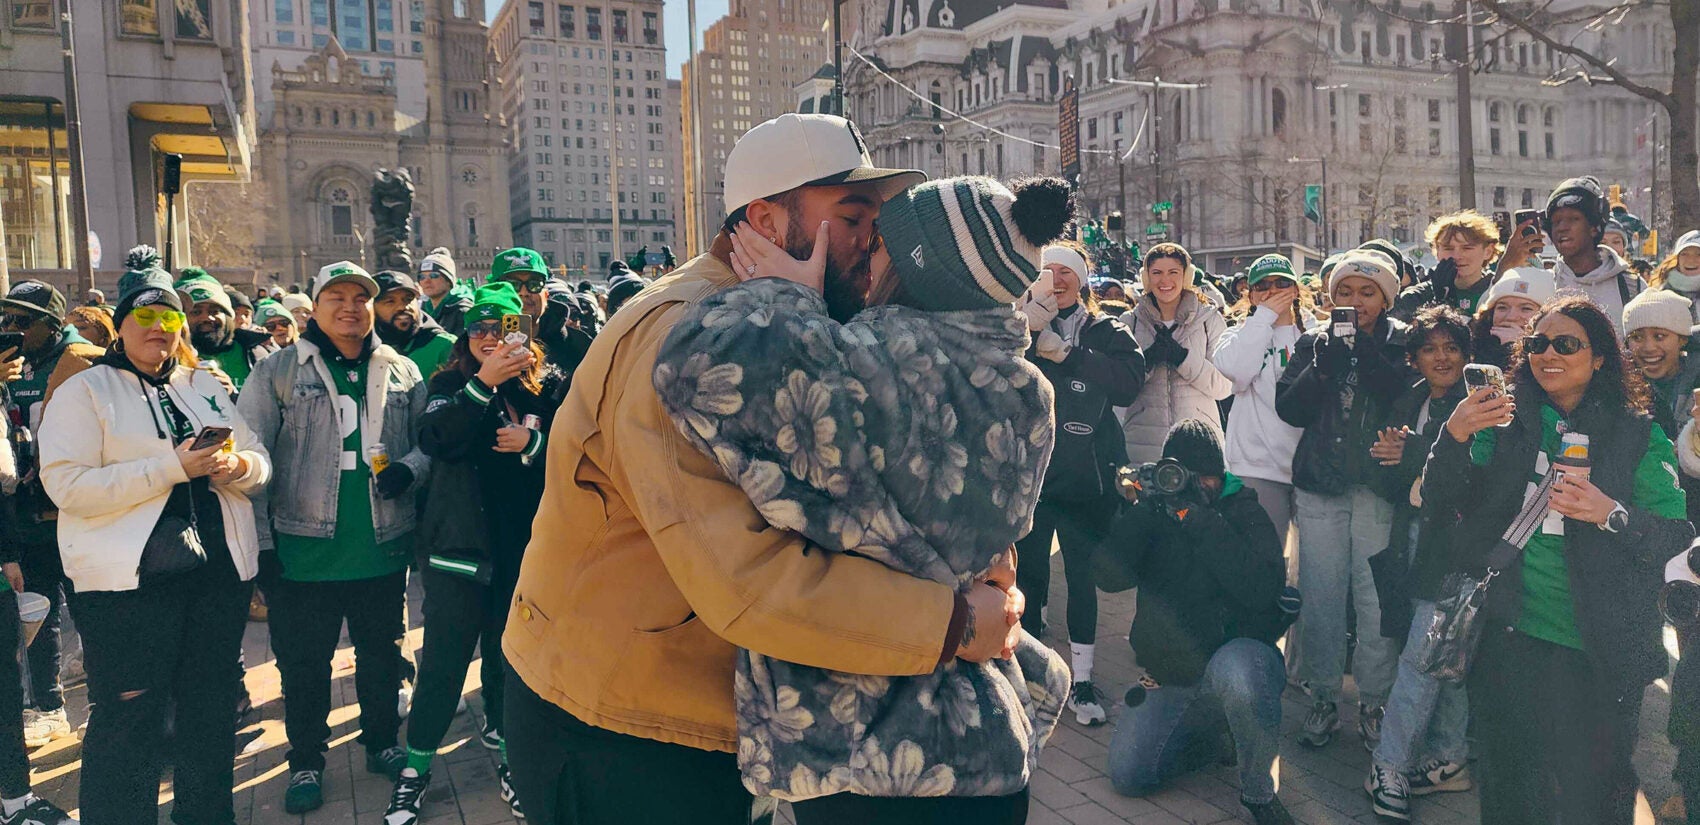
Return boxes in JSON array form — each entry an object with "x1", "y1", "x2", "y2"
[
  {"x1": 312, "y1": 261, "x2": 379, "y2": 300},
  {"x1": 722, "y1": 113, "x2": 927, "y2": 215}
]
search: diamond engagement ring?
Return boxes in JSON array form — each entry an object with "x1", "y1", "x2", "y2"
[{"x1": 746, "y1": 265, "x2": 757, "y2": 275}]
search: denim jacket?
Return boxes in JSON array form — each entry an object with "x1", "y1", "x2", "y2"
[{"x1": 237, "y1": 336, "x2": 430, "y2": 550}]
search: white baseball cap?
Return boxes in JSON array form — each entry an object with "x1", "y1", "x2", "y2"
[
  {"x1": 1675, "y1": 229, "x2": 1700, "y2": 256},
  {"x1": 312, "y1": 260, "x2": 379, "y2": 300},
  {"x1": 722, "y1": 113, "x2": 926, "y2": 215}
]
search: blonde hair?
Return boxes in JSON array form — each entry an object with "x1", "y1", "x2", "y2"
[{"x1": 1424, "y1": 210, "x2": 1503, "y2": 258}]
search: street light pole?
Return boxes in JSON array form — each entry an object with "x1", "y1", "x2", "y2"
[
  {"x1": 57, "y1": 0, "x2": 91, "y2": 291},
  {"x1": 831, "y1": 0, "x2": 844, "y2": 114},
  {"x1": 1288, "y1": 155, "x2": 1330, "y2": 252}
]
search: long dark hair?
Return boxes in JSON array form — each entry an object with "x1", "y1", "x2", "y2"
[
  {"x1": 440, "y1": 333, "x2": 550, "y2": 395},
  {"x1": 1510, "y1": 294, "x2": 1649, "y2": 415}
]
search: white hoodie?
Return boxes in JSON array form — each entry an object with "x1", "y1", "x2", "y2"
[
  {"x1": 1554, "y1": 244, "x2": 1642, "y2": 336},
  {"x1": 1213, "y1": 305, "x2": 1307, "y2": 484}
]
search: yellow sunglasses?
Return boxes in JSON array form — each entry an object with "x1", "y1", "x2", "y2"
[{"x1": 131, "y1": 306, "x2": 186, "y2": 333}]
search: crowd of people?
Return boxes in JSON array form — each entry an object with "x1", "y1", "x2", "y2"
[{"x1": 0, "y1": 112, "x2": 1694, "y2": 825}]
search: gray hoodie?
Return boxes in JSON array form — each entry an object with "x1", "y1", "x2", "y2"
[{"x1": 1554, "y1": 244, "x2": 1642, "y2": 336}]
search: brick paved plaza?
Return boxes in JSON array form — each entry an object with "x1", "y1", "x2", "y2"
[{"x1": 15, "y1": 552, "x2": 1687, "y2": 823}]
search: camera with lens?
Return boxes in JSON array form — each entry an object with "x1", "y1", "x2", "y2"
[{"x1": 1116, "y1": 457, "x2": 1196, "y2": 504}]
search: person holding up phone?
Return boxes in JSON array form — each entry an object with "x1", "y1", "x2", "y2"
[
  {"x1": 1276, "y1": 250, "x2": 1414, "y2": 752},
  {"x1": 382, "y1": 283, "x2": 563, "y2": 824},
  {"x1": 38, "y1": 266, "x2": 271, "y2": 825},
  {"x1": 489, "y1": 248, "x2": 594, "y2": 377},
  {"x1": 1392, "y1": 211, "x2": 1504, "y2": 321}
]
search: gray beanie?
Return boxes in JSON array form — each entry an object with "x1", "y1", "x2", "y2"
[
  {"x1": 1623, "y1": 289, "x2": 1694, "y2": 336},
  {"x1": 419, "y1": 247, "x2": 458, "y2": 284}
]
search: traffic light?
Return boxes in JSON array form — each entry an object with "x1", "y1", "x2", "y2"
[{"x1": 1106, "y1": 211, "x2": 1124, "y2": 232}]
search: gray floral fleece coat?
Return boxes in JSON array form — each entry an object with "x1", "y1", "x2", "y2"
[{"x1": 654, "y1": 278, "x2": 1071, "y2": 801}]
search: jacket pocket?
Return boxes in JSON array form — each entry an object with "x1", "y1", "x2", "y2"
[{"x1": 604, "y1": 615, "x2": 735, "y2": 734}]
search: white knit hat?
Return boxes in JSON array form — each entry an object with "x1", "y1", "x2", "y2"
[
  {"x1": 1482, "y1": 267, "x2": 1557, "y2": 314},
  {"x1": 1327, "y1": 250, "x2": 1401, "y2": 308},
  {"x1": 1623, "y1": 288, "x2": 1694, "y2": 336}
]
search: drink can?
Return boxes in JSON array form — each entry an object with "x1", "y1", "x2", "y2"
[
  {"x1": 366, "y1": 443, "x2": 390, "y2": 476},
  {"x1": 221, "y1": 437, "x2": 235, "y2": 453},
  {"x1": 520, "y1": 415, "x2": 542, "y2": 466},
  {"x1": 1556, "y1": 432, "x2": 1590, "y2": 479}
]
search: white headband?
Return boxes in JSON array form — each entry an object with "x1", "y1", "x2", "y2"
[{"x1": 1040, "y1": 245, "x2": 1088, "y2": 279}]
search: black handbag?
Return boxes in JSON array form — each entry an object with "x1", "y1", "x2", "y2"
[
  {"x1": 137, "y1": 484, "x2": 207, "y2": 586},
  {"x1": 1414, "y1": 464, "x2": 1557, "y2": 682}
]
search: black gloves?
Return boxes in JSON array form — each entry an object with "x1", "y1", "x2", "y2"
[
  {"x1": 1314, "y1": 333, "x2": 1354, "y2": 379},
  {"x1": 1429, "y1": 258, "x2": 1458, "y2": 299},
  {"x1": 1145, "y1": 327, "x2": 1189, "y2": 369},
  {"x1": 375, "y1": 463, "x2": 414, "y2": 500}
]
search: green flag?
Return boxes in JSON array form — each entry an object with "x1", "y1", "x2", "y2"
[{"x1": 1304, "y1": 184, "x2": 1323, "y2": 224}]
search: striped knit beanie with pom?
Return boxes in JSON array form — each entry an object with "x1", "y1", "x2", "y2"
[{"x1": 876, "y1": 175, "x2": 1071, "y2": 312}]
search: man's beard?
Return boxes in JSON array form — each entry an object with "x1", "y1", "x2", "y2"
[
  {"x1": 190, "y1": 321, "x2": 233, "y2": 353},
  {"x1": 375, "y1": 313, "x2": 414, "y2": 347},
  {"x1": 784, "y1": 213, "x2": 870, "y2": 323}
]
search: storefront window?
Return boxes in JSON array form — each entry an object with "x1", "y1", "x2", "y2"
[{"x1": 0, "y1": 102, "x2": 71, "y2": 271}]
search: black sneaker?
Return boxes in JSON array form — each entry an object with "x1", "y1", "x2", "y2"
[
  {"x1": 283, "y1": 769, "x2": 324, "y2": 814},
  {"x1": 0, "y1": 796, "x2": 75, "y2": 825},
  {"x1": 367, "y1": 745, "x2": 407, "y2": 781},
  {"x1": 1068, "y1": 681, "x2": 1108, "y2": 726},
  {"x1": 1243, "y1": 797, "x2": 1296, "y2": 825},
  {"x1": 480, "y1": 720, "x2": 504, "y2": 751},
  {"x1": 498, "y1": 763, "x2": 526, "y2": 820},
  {"x1": 382, "y1": 769, "x2": 430, "y2": 825}
]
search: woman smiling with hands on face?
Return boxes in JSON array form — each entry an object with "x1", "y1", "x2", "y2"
[{"x1": 1422, "y1": 294, "x2": 1691, "y2": 825}]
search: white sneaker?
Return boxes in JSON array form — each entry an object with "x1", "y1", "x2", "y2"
[
  {"x1": 22, "y1": 709, "x2": 70, "y2": 749},
  {"x1": 1068, "y1": 681, "x2": 1108, "y2": 726},
  {"x1": 1364, "y1": 764, "x2": 1411, "y2": 821}
]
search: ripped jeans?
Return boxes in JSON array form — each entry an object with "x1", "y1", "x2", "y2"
[{"x1": 71, "y1": 556, "x2": 249, "y2": 825}]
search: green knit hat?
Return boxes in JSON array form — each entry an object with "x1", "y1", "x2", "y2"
[
  {"x1": 1246, "y1": 254, "x2": 1297, "y2": 286},
  {"x1": 874, "y1": 175, "x2": 1072, "y2": 312},
  {"x1": 466, "y1": 282, "x2": 525, "y2": 324},
  {"x1": 491, "y1": 247, "x2": 549, "y2": 282},
  {"x1": 177, "y1": 272, "x2": 233, "y2": 315}
]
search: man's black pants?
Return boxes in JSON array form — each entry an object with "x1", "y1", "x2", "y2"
[
  {"x1": 503, "y1": 665, "x2": 752, "y2": 825},
  {"x1": 269, "y1": 570, "x2": 407, "y2": 772}
]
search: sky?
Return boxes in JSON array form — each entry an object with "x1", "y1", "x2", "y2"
[{"x1": 489, "y1": 0, "x2": 730, "y2": 80}]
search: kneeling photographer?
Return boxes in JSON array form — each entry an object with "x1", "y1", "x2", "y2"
[{"x1": 1098, "y1": 419, "x2": 1297, "y2": 825}]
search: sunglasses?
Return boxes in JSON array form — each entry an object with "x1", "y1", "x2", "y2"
[
  {"x1": 503, "y1": 277, "x2": 547, "y2": 294},
  {"x1": 263, "y1": 320, "x2": 293, "y2": 332},
  {"x1": 1521, "y1": 333, "x2": 1589, "y2": 356},
  {"x1": 131, "y1": 307, "x2": 186, "y2": 333},
  {"x1": 468, "y1": 321, "x2": 504, "y2": 339},
  {"x1": 1249, "y1": 278, "x2": 1296, "y2": 293}
]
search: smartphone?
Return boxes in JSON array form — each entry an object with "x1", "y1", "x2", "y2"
[
  {"x1": 1330, "y1": 306, "x2": 1357, "y2": 339},
  {"x1": 1492, "y1": 211, "x2": 1513, "y2": 244},
  {"x1": 1514, "y1": 209, "x2": 1545, "y2": 238},
  {"x1": 0, "y1": 332, "x2": 24, "y2": 356},
  {"x1": 1464, "y1": 363, "x2": 1512, "y2": 428},
  {"x1": 187, "y1": 425, "x2": 233, "y2": 452},
  {"x1": 501, "y1": 313, "x2": 534, "y2": 343}
]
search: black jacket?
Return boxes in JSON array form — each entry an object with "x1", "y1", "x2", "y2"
[
  {"x1": 1420, "y1": 387, "x2": 1695, "y2": 694},
  {"x1": 1366, "y1": 380, "x2": 1466, "y2": 637},
  {"x1": 416, "y1": 369, "x2": 565, "y2": 585},
  {"x1": 1028, "y1": 311, "x2": 1145, "y2": 501},
  {"x1": 1096, "y1": 481, "x2": 1287, "y2": 686},
  {"x1": 430, "y1": 292, "x2": 472, "y2": 336},
  {"x1": 1391, "y1": 276, "x2": 1493, "y2": 322},
  {"x1": 1276, "y1": 317, "x2": 1414, "y2": 496}
]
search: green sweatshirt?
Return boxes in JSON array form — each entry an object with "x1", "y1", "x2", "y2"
[{"x1": 1472, "y1": 405, "x2": 1686, "y2": 649}]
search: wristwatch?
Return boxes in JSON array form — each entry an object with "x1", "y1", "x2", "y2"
[{"x1": 1600, "y1": 501, "x2": 1629, "y2": 533}]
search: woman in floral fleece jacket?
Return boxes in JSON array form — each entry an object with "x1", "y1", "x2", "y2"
[{"x1": 654, "y1": 175, "x2": 1075, "y2": 822}]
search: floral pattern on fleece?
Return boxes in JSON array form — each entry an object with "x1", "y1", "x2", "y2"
[{"x1": 654, "y1": 278, "x2": 1071, "y2": 801}]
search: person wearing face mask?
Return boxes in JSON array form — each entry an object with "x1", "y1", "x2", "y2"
[
  {"x1": 1361, "y1": 307, "x2": 1475, "y2": 821},
  {"x1": 1470, "y1": 267, "x2": 1556, "y2": 370},
  {"x1": 373, "y1": 271, "x2": 456, "y2": 379},
  {"x1": 1015, "y1": 240, "x2": 1147, "y2": 728},
  {"x1": 1428, "y1": 295, "x2": 1690, "y2": 824},
  {"x1": 1276, "y1": 249, "x2": 1414, "y2": 752},
  {"x1": 1118, "y1": 243, "x2": 1231, "y2": 466},
  {"x1": 1545, "y1": 177, "x2": 1643, "y2": 334},
  {"x1": 38, "y1": 266, "x2": 270, "y2": 825},
  {"x1": 1393, "y1": 211, "x2": 1504, "y2": 321},
  {"x1": 1650, "y1": 230, "x2": 1700, "y2": 328}
]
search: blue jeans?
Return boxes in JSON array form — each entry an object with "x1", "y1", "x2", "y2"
[
  {"x1": 1294, "y1": 485, "x2": 1398, "y2": 707},
  {"x1": 1372, "y1": 599, "x2": 1470, "y2": 772},
  {"x1": 1108, "y1": 639, "x2": 1285, "y2": 804}
]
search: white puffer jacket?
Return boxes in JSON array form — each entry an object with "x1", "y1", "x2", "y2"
[
  {"x1": 38, "y1": 361, "x2": 271, "y2": 593},
  {"x1": 1117, "y1": 292, "x2": 1232, "y2": 464}
]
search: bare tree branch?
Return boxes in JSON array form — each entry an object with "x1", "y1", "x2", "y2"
[{"x1": 1477, "y1": 0, "x2": 1675, "y2": 106}]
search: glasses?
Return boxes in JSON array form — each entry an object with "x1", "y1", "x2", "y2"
[
  {"x1": 468, "y1": 321, "x2": 504, "y2": 339},
  {"x1": 1249, "y1": 278, "x2": 1296, "y2": 293},
  {"x1": 1521, "y1": 333, "x2": 1589, "y2": 356},
  {"x1": 263, "y1": 320, "x2": 293, "y2": 332},
  {"x1": 131, "y1": 307, "x2": 186, "y2": 333},
  {"x1": 503, "y1": 277, "x2": 546, "y2": 294}
]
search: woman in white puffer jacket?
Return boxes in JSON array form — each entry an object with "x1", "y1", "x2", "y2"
[{"x1": 1117, "y1": 243, "x2": 1232, "y2": 464}]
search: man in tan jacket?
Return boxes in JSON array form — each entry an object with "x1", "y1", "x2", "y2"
[{"x1": 502, "y1": 114, "x2": 1027, "y2": 824}]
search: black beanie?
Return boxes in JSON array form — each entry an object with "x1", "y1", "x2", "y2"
[
  {"x1": 1547, "y1": 176, "x2": 1607, "y2": 230},
  {"x1": 1162, "y1": 418, "x2": 1226, "y2": 476}
]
